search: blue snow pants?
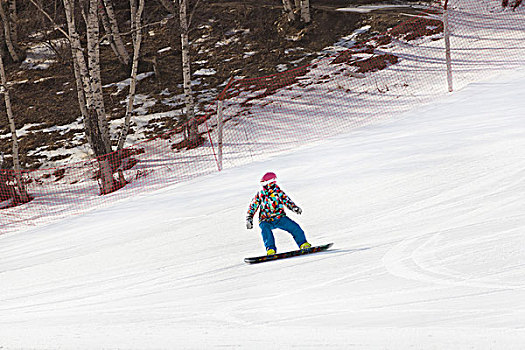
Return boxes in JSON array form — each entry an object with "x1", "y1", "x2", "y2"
[{"x1": 259, "y1": 216, "x2": 307, "y2": 252}]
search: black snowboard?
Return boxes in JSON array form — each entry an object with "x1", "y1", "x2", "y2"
[{"x1": 244, "y1": 243, "x2": 333, "y2": 264}]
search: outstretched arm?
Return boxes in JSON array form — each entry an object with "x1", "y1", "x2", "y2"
[
  {"x1": 277, "y1": 187, "x2": 302, "y2": 214},
  {"x1": 246, "y1": 193, "x2": 260, "y2": 229}
]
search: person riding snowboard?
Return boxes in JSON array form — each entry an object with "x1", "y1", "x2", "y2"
[{"x1": 246, "y1": 172, "x2": 311, "y2": 255}]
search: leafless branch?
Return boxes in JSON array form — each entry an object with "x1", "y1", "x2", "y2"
[{"x1": 27, "y1": 0, "x2": 70, "y2": 39}]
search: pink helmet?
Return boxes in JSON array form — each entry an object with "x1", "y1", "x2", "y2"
[{"x1": 260, "y1": 172, "x2": 277, "y2": 186}]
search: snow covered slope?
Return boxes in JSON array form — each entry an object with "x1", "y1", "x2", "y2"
[{"x1": 1, "y1": 69, "x2": 525, "y2": 349}]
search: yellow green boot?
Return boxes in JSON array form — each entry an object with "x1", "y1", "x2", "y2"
[
  {"x1": 266, "y1": 248, "x2": 276, "y2": 256},
  {"x1": 300, "y1": 242, "x2": 311, "y2": 250}
]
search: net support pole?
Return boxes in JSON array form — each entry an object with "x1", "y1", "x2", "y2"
[
  {"x1": 217, "y1": 99, "x2": 224, "y2": 171},
  {"x1": 444, "y1": 0, "x2": 453, "y2": 92}
]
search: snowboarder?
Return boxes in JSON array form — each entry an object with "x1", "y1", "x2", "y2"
[{"x1": 246, "y1": 172, "x2": 311, "y2": 255}]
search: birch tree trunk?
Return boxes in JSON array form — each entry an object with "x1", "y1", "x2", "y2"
[
  {"x1": 88, "y1": 0, "x2": 114, "y2": 193},
  {"x1": 99, "y1": 2, "x2": 121, "y2": 63},
  {"x1": 281, "y1": 0, "x2": 295, "y2": 22},
  {"x1": 30, "y1": 0, "x2": 92, "y2": 143},
  {"x1": 7, "y1": 0, "x2": 17, "y2": 43},
  {"x1": 100, "y1": 0, "x2": 130, "y2": 66},
  {"x1": 63, "y1": 0, "x2": 115, "y2": 194},
  {"x1": 0, "y1": 1, "x2": 19, "y2": 62},
  {"x1": 117, "y1": 0, "x2": 145, "y2": 150},
  {"x1": 300, "y1": 0, "x2": 311, "y2": 23},
  {"x1": 179, "y1": 0, "x2": 198, "y2": 143},
  {"x1": 0, "y1": 53, "x2": 29, "y2": 203},
  {"x1": 87, "y1": 0, "x2": 111, "y2": 149},
  {"x1": 78, "y1": 0, "x2": 88, "y2": 23},
  {"x1": 72, "y1": 58, "x2": 94, "y2": 147}
]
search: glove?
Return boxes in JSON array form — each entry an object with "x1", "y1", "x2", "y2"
[
  {"x1": 292, "y1": 206, "x2": 302, "y2": 215},
  {"x1": 246, "y1": 217, "x2": 253, "y2": 229}
]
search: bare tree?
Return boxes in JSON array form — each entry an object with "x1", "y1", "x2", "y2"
[
  {"x1": 117, "y1": 0, "x2": 145, "y2": 150},
  {"x1": 0, "y1": 0, "x2": 19, "y2": 61},
  {"x1": 28, "y1": 0, "x2": 68, "y2": 37},
  {"x1": 7, "y1": 0, "x2": 17, "y2": 43},
  {"x1": 178, "y1": 0, "x2": 199, "y2": 144},
  {"x1": 99, "y1": 0, "x2": 130, "y2": 66},
  {"x1": 63, "y1": 0, "x2": 115, "y2": 194},
  {"x1": 0, "y1": 52, "x2": 29, "y2": 204},
  {"x1": 29, "y1": 0, "x2": 128, "y2": 194},
  {"x1": 299, "y1": 0, "x2": 311, "y2": 23},
  {"x1": 281, "y1": 0, "x2": 295, "y2": 22},
  {"x1": 87, "y1": 0, "x2": 110, "y2": 142},
  {"x1": 160, "y1": 0, "x2": 202, "y2": 145},
  {"x1": 282, "y1": 0, "x2": 311, "y2": 24}
]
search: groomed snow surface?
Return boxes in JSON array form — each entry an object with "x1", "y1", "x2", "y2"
[{"x1": 2, "y1": 69, "x2": 525, "y2": 349}]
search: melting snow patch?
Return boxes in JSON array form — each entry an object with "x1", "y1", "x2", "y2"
[
  {"x1": 21, "y1": 39, "x2": 68, "y2": 70},
  {"x1": 162, "y1": 94, "x2": 185, "y2": 107},
  {"x1": 10, "y1": 79, "x2": 28, "y2": 85},
  {"x1": 337, "y1": 5, "x2": 411, "y2": 13},
  {"x1": 0, "y1": 123, "x2": 40, "y2": 139},
  {"x1": 215, "y1": 37, "x2": 240, "y2": 47},
  {"x1": 157, "y1": 47, "x2": 171, "y2": 54},
  {"x1": 284, "y1": 47, "x2": 305, "y2": 54},
  {"x1": 34, "y1": 77, "x2": 54, "y2": 84},
  {"x1": 119, "y1": 94, "x2": 156, "y2": 115},
  {"x1": 276, "y1": 64, "x2": 288, "y2": 72},
  {"x1": 321, "y1": 25, "x2": 371, "y2": 55},
  {"x1": 225, "y1": 28, "x2": 250, "y2": 36},
  {"x1": 103, "y1": 72, "x2": 155, "y2": 94},
  {"x1": 194, "y1": 68, "x2": 216, "y2": 76}
]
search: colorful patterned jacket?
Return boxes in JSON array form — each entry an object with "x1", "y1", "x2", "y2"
[{"x1": 247, "y1": 183, "x2": 299, "y2": 223}]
